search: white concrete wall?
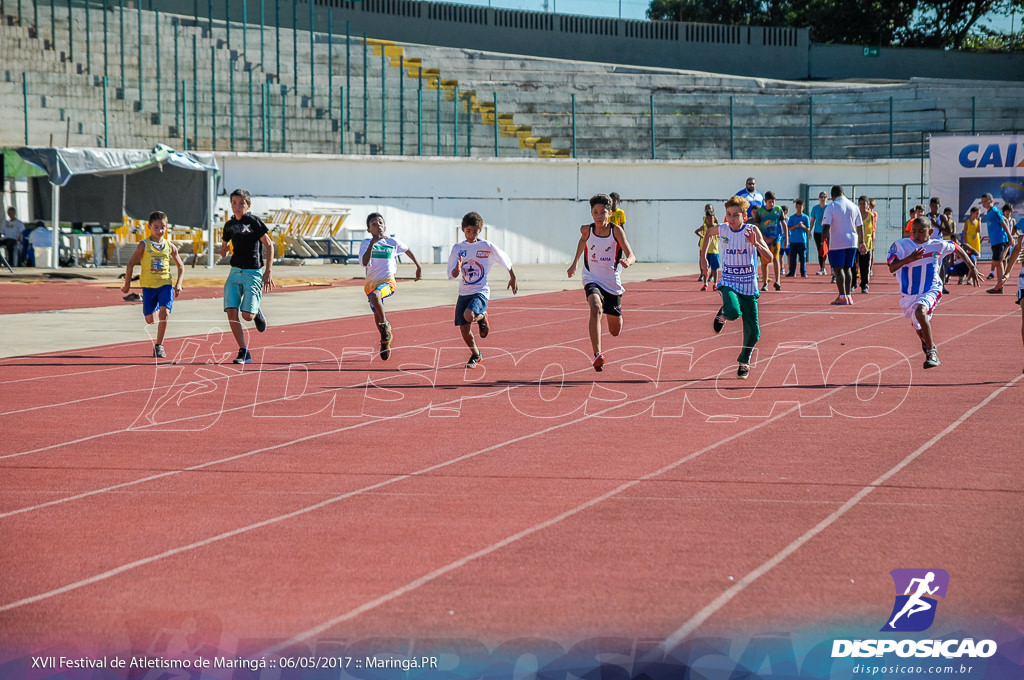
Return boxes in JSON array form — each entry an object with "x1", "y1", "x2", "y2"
[{"x1": 216, "y1": 153, "x2": 923, "y2": 264}]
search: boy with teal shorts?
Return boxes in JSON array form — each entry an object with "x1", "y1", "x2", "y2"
[
  {"x1": 754, "y1": 190, "x2": 786, "y2": 291},
  {"x1": 359, "y1": 212, "x2": 422, "y2": 361},
  {"x1": 120, "y1": 211, "x2": 185, "y2": 358},
  {"x1": 221, "y1": 188, "x2": 275, "y2": 365}
]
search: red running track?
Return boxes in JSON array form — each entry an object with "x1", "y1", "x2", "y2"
[{"x1": 1, "y1": 271, "x2": 1022, "y2": 662}]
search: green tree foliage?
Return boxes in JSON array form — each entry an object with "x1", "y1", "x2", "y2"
[
  {"x1": 646, "y1": 0, "x2": 1023, "y2": 50},
  {"x1": 898, "y1": 0, "x2": 1023, "y2": 49}
]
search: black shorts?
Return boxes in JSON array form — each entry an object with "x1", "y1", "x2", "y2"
[
  {"x1": 992, "y1": 242, "x2": 1010, "y2": 261},
  {"x1": 584, "y1": 282, "x2": 622, "y2": 317}
]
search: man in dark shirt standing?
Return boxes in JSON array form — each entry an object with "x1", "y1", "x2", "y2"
[{"x1": 220, "y1": 188, "x2": 275, "y2": 364}]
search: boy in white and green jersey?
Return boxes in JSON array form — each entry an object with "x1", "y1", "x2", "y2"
[{"x1": 359, "y1": 212, "x2": 421, "y2": 361}]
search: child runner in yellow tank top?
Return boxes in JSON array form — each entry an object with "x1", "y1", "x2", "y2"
[{"x1": 121, "y1": 211, "x2": 185, "y2": 358}]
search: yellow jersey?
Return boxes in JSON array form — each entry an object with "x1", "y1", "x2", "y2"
[
  {"x1": 963, "y1": 218, "x2": 981, "y2": 253},
  {"x1": 139, "y1": 238, "x2": 173, "y2": 288},
  {"x1": 610, "y1": 208, "x2": 626, "y2": 228}
]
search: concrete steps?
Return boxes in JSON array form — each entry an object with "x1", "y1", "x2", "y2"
[{"x1": 4, "y1": 3, "x2": 1024, "y2": 159}]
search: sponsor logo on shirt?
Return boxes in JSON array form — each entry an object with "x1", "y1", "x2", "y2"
[
  {"x1": 476, "y1": 249, "x2": 491, "y2": 259},
  {"x1": 462, "y1": 260, "x2": 484, "y2": 284}
]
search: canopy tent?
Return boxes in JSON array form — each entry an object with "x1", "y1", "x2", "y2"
[{"x1": 14, "y1": 145, "x2": 219, "y2": 268}]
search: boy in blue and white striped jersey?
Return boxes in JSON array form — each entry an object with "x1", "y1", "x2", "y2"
[{"x1": 887, "y1": 216, "x2": 980, "y2": 369}]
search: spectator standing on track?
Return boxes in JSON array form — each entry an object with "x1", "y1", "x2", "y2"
[
  {"x1": 854, "y1": 196, "x2": 875, "y2": 293},
  {"x1": 700, "y1": 195, "x2": 773, "y2": 380},
  {"x1": 695, "y1": 204, "x2": 720, "y2": 291},
  {"x1": 780, "y1": 205, "x2": 791, "y2": 269},
  {"x1": 221, "y1": 188, "x2": 275, "y2": 365},
  {"x1": 809, "y1": 191, "x2": 829, "y2": 276},
  {"x1": 904, "y1": 205, "x2": 925, "y2": 237},
  {"x1": 120, "y1": 211, "x2": 185, "y2": 359},
  {"x1": 448, "y1": 211, "x2": 518, "y2": 369},
  {"x1": 754, "y1": 190, "x2": 786, "y2": 291},
  {"x1": 359, "y1": 212, "x2": 422, "y2": 361},
  {"x1": 609, "y1": 192, "x2": 627, "y2": 230},
  {"x1": 735, "y1": 176, "x2": 764, "y2": 221},
  {"x1": 786, "y1": 199, "x2": 809, "y2": 278},
  {"x1": 997, "y1": 234, "x2": 1024, "y2": 373},
  {"x1": 982, "y1": 193, "x2": 1013, "y2": 294},
  {"x1": 822, "y1": 185, "x2": 863, "y2": 306},
  {"x1": 1, "y1": 207, "x2": 25, "y2": 266},
  {"x1": 887, "y1": 215, "x2": 980, "y2": 369},
  {"x1": 987, "y1": 204, "x2": 1019, "y2": 294},
  {"x1": 568, "y1": 193, "x2": 636, "y2": 372},
  {"x1": 963, "y1": 206, "x2": 982, "y2": 278},
  {"x1": 925, "y1": 198, "x2": 943, "y2": 238},
  {"x1": 937, "y1": 206, "x2": 957, "y2": 292}
]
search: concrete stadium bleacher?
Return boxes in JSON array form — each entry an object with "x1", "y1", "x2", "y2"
[{"x1": 2, "y1": 1, "x2": 1023, "y2": 159}]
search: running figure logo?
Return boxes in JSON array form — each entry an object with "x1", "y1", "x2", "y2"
[
  {"x1": 461, "y1": 259, "x2": 484, "y2": 285},
  {"x1": 881, "y1": 569, "x2": 949, "y2": 632}
]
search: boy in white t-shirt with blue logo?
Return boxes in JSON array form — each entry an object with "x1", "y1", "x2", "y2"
[
  {"x1": 887, "y1": 216, "x2": 980, "y2": 369},
  {"x1": 448, "y1": 211, "x2": 517, "y2": 368},
  {"x1": 359, "y1": 212, "x2": 421, "y2": 361}
]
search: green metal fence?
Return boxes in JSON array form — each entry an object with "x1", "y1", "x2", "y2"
[{"x1": 5, "y1": 0, "x2": 1022, "y2": 157}]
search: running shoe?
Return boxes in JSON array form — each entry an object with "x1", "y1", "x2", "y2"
[
  {"x1": 592, "y1": 352, "x2": 605, "y2": 372},
  {"x1": 153, "y1": 343, "x2": 166, "y2": 358},
  {"x1": 713, "y1": 307, "x2": 726, "y2": 334},
  {"x1": 466, "y1": 353, "x2": 482, "y2": 369},
  {"x1": 379, "y1": 322, "x2": 392, "y2": 361},
  {"x1": 233, "y1": 348, "x2": 252, "y2": 364},
  {"x1": 478, "y1": 313, "x2": 489, "y2": 338},
  {"x1": 737, "y1": 363, "x2": 750, "y2": 380},
  {"x1": 254, "y1": 309, "x2": 267, "y2": 332},
  {"x1": 986, "y1": 288, "x2": 1004, "y2": 294},
  {"x1": 773, "y1": 281, "x2": 782, "y2": 291},
  {"x1": 700, "y1": 284, "x2": 708, "y2": 292},
  {"x1": 924, "y1": 349, "x2": 941, "y2": 369}
]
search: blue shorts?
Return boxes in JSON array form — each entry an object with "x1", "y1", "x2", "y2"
[
  {"x1": 224, "y1": 267, "x2": 263, "y2": 314},
  {"x1": 454, "y1": 293, "x2": 488, "y2": 326},
  {"x1": 706, "y1": 253, "x2": 721, "y2": 271},
  {"x1": 828, "y1": 247, "x2": 857, "y2": 269},
  {"x1": 142, "y1": 285, "x2": 174, "y2": 316}
]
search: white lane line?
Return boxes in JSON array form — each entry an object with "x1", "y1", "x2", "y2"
[{"x1": 660, "y1": 370, "x2": 1024, "y2": 650}]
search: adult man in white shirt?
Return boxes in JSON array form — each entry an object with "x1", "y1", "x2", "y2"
[{"x1": 822, "y1": 185, "x2": 864, "y2": 306}]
